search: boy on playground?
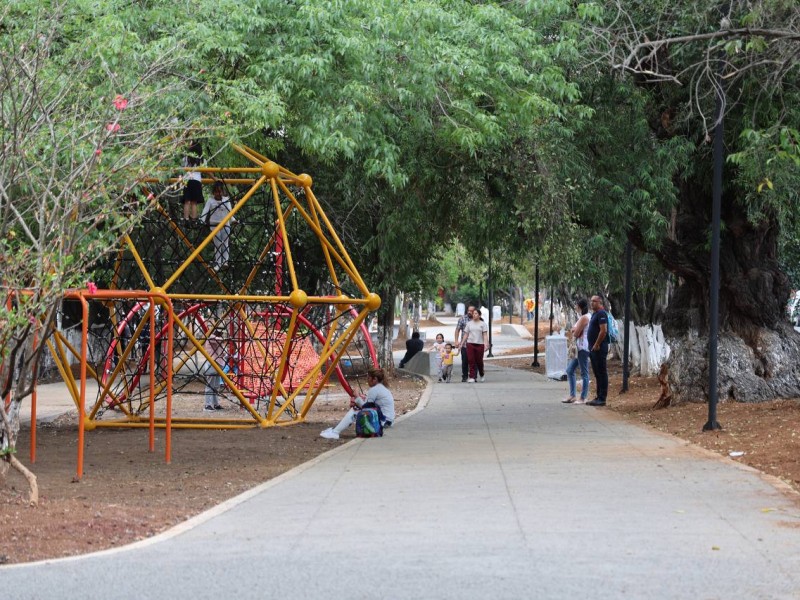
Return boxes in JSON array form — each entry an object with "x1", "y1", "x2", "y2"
[
  {"x1": 203, "y1": 334, "x2": 226, "y2": 411},
  {"x1": 438, "y1": 343, "x2": 459, "y2": 382},
  {"x1": 201, "y1": 181, "x2": 235, "y2": 270}
]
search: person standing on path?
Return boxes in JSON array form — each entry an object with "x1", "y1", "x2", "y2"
[
  {"x1": 464, "y1": 308, "x2": 489, "y2": 382},
  {"x1": 563, "y1": 298, "x2": 591, "y2": 404},
  {"x1": 587, "y1": 295, "x2": 609, "y2": 406},
  {"x1": 454, "y1": 305, "x2": 475, "y2": 382}
]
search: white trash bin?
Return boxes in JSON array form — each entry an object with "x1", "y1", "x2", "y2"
[{"x1": 545, "y1": 335, "x2": 568, "y2": 380}]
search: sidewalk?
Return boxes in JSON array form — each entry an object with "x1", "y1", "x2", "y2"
[
  {"x1": 393, "y1": 315, "x2": 535, "y2": 367},
  {"x1": 4, "y1": 365, "x2": 800, "y2": 599},
  {"x1": 17, "y1": 380, "x2": 95, "y2": 425}
]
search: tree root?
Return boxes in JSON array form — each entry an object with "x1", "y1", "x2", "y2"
[
  {"x1": 8, "y1": 454, "x2": 38, "y2": 506},
  {"x1": 652, "y1": 363, "x2": 672, "y2": 410}
]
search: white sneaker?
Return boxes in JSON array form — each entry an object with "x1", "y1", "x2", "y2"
[
  {"x1": 467, "y1": 378, "x2": 476, "y2": 383},
  {"x1": 478, "y1": 375, "x2": 485, "y2": 382},
  {"x1": 320, "y1": 428, "x2": 340, "y2": 440}
]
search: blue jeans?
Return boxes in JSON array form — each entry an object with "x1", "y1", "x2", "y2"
[{"x1": 566, "y1": 350, "x2": 590, "y2": 399}]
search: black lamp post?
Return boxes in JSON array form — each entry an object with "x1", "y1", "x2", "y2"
[
  {"x1": 487, "y1": 257, "x2": 494, "y2": 357},
  {"x1": 531, "y1": 263, "x2": 540, "y2": 368},
  {"x1": 622, "y1": 239, "x2": 633, "y2": 393},
  {"x1": 704, "y1": 52, "x2": 725, "y2": 432}
]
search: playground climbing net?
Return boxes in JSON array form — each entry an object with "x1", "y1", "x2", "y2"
[{"x1": 46, "y1": 144, "x2": 379, "y2": 429}]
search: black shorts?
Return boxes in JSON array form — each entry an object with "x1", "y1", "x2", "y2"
[{"x1": 182, "y1": 179, "x2": 203, "y2": 204}]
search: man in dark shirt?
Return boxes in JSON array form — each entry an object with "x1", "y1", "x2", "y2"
[
  {"x1": 399, "y1": 331, "x2": 424, "y2": 368},
  {"x1": 454, "y1": 305, "x2": 475, "y2": 382},
  {"x1": 586, "y1": 295, "x2": 609, "y2": 406}
]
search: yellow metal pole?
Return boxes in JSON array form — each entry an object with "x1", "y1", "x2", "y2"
[
  {"x1": 298, "y1": 310, "x2": 369, "y2": 420},
  {"x1": 306, "y1": 187, "x2": 369, "y2": 293},
  {"x1": 270, "y1": 178, "x2": 300, "y2": 292},
  {"x1": 122, "y1": 233, "x2": 156, "y2": 291}
]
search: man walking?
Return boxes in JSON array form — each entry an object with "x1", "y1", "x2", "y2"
[
  {"x1": 454, "y1": 305, "x2": 475, "y2": 382},
  {"x1": 587, "y1": 295, "x2": 609, "y2": 406}
]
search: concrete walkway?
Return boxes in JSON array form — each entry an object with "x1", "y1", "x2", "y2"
[{"x1": 3, "y1": 365, "x2": 800, "y2": 599}]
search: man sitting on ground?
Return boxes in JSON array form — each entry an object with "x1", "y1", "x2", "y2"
[{"x1": 398, "y1": 331, "x2": 424, "y2": 368}]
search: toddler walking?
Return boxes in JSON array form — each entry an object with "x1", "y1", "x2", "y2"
[{"x1": 439, "y1": 343, "x2": 459, "y2": 382}]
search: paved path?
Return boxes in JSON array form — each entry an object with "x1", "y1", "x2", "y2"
[{"x1": 3, "y1": 365, "x2": 800, "y2": 599}]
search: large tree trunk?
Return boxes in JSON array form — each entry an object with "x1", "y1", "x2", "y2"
[
  {"x1": 376, "y1": 288, "x2": 397, "y2": 373},
  {"x1": 637, "y1": 182, "x2": 800, "y2": 404}
]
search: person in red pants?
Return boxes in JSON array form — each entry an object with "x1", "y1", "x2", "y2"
[{"x1": 464, "y1": 308, "x2": 489, "y2": 382}]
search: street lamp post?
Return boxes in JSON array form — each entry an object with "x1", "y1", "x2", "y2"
[
  {"x1": 531, "y1": 263, "x2": 540, "y2": 368},
  {"x1": 487, "y1": 258, "x2": 494, "y2": 358},
  {"x1": 704, "y1": 60, "x2": 724, "y2": 432},
  {"x1": 622, "y1": 240, "x2": 633, "y2": 393}
]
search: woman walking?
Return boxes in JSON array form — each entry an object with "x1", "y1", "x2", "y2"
[{"x1": 465, "y1": 308, "x2": 489, "y2": 382}]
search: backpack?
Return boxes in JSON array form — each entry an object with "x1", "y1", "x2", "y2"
[
  {"x1": 355, "y1": 407, "x2": 383, "y2": 438},
  {"x1": 606, "y1": 311, "x2": 619, "y2": 344}
]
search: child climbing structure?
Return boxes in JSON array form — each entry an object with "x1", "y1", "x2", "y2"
[{"x1": 49, "y1": 143, "x2": 380, "y2": 430}]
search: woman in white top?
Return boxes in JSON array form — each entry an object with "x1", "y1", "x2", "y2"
[
  {"x1": 464, "y1": 308, "x2": 489, "y2": 382},
  {"x1": 563, "y1": 298, "x2": 591, "y2": 404},
  {"x1": 320, "y1": 367, "x2": 395, "y2": 439}
]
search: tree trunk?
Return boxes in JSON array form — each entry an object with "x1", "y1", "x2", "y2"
[
  {"x1": 376, "y1": 288, "x2": 397, "y2": 372},
  {"x1": 634, "y1": 183, "x2": 800, "y2": 403},
  {"x1": 398, "y1": 293, "x2": 408, "y2": 341}
]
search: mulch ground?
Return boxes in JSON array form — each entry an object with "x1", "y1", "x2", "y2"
[{"x1": 0, "y1": 372, "x2": 425, "y2": 565}]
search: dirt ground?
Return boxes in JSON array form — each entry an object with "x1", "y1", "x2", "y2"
[
  {"x1": 4, "y1": 320, "x2": 800, "y2": 566},
  {"x1": 0, "y1": 372, "x2": 426, "y2": 565}
]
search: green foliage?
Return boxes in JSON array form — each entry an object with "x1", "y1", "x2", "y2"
[
  {"x1": 182, "y1": 0, "x2": 590, "y2": 300},
  {"x1": 0, "y1": 0, "x2": 203, "y2": 366}
]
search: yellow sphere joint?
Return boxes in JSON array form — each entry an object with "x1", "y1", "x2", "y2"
[
  {"x1": 83, "y1": 418, "x2": 96, "y2": 431},
  {"x1": 335, "y1": 296, "x2": 351, "y2": 313},
  {"x1": 297, "y1": 173, "x2": 313, "y2": 188},
  {"x1": 150, "y1": 286, "x2": 167, "y2": 305},
  {"x1": 366, "y1": 293, "x2": 381, "y2": 311},
  {"x1": 261, "y1": 161, "x2": 280, "y2": 178},
  {"x1": 289, "y1": 289, "x2": 308, "y2": 309}
]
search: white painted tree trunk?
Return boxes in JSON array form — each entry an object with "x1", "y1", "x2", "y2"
[
  {"x1": 627, "y1": 325, "x2": 641, "y2": 374},
  {"x1": 653, "y1": 323, "x2": 670, "y2": 365},
  {"x1": 612, "y1": 322, "x2": 670, "y2": 377},
  {"x1": 634, "y1": 325, "x2": 661, "y2": 377}
]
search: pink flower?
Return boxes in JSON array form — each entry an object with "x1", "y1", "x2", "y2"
[
  {"x1": 87, "y1": 282, "x2": 98, "y2": 294},
  {"x1": 106, "y1": 122, "x2": 121, "y2": 133},
  {"x1": 146, "y1": 192, "x2": 155, "y2": 201},
  {"x1": 95, "y1": 148, "x2": 102, "y2": 156},
  {"x1": 28, "y1": 315, "x2": 37, "y2": 325},
  {"x1": 113, "y1": 95, "x2": 128, "y2": 110}
]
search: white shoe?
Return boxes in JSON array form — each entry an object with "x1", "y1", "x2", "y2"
[
  {"x1": 320, "y1": 428, "x2": 340, "y2": 440},
  {"x1": 467, "y1": 378, "x2": 476, "y2": 383},
  {"x1": 478, "y1": 375, "x2": 485, "y2": 382}
]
